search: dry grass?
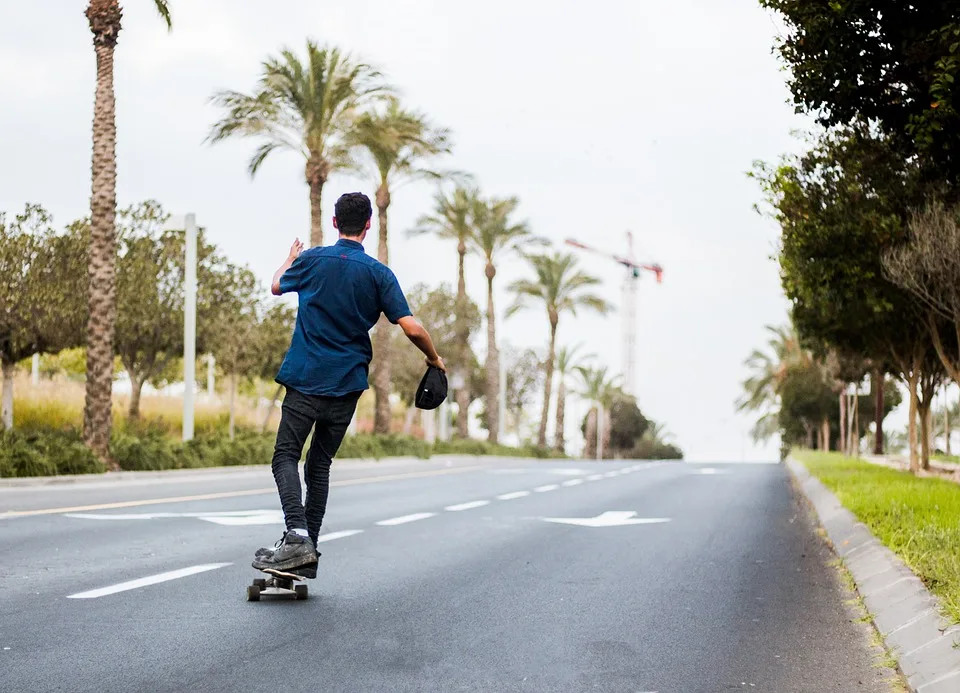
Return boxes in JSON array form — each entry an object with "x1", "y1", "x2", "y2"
[{"x1": 10, "y1": 373, "x2": 266, "y2": 437}]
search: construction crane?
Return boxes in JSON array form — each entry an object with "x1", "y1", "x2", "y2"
[{"x1": 565, "y1": 232, "x2": 663, "y2": 398}]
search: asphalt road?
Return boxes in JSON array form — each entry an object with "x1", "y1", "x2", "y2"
[{"x1": 0, "y1": 458, "x2": 897, "y2": 692}]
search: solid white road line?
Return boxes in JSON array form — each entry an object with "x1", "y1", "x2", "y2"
[
  {"x1": 496, "y1": 491, "x2": 531, "y2": 501},
  {"x1": 67, "y1": 563, "x2": 232, "y2": 599},
  {"x1": 316, "y1": 529, "x2": 364, "y2": 543},
  {"x1": 586, "y1": 474, "x2": 605, "y2": 481},
  {"x1": 445, "y1": 500, "x2": 491, "y2": 512},
  {"x1": 375, "y1": 512, "x2": 436, "y2": 526},
  {"x1": 561, "y1": 479, "x2": 584, "y2": 487},
  {"x1": 534, "y1": 484, "x2": 559, "y2": 492}
]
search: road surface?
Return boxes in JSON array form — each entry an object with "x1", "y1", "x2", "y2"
[{"x1": 0, "y1": 458, "x2": 897, "y2": 692}]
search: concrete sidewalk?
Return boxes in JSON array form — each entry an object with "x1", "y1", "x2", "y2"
[{"x1": 789, "y1": 457, "x2": 960, "y2": 693}]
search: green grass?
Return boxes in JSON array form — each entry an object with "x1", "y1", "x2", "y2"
[{"x1": 796, "y1": 450, "x2": 960, "y2": 624}]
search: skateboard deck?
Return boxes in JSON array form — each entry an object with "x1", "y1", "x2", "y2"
[{"x1": 246, "y1": 570, "x2": 308, "y2": 601}]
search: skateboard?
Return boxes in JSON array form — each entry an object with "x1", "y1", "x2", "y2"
[{"x1": 246, "y1": 570, "x2": 309, "y2": 601}]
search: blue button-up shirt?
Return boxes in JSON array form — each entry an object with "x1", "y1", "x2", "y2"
[{"x1": 275, "y1": 238, "x2": 412, "y2": 397}]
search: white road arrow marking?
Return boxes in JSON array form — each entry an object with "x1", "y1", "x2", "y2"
[{"x1": 542, "y1": 511, "x2": 671, "y2": 528}]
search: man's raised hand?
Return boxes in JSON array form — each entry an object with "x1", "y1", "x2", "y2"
[{"x1": 288, "y1": 238, "x2": 304, "y2": 261}]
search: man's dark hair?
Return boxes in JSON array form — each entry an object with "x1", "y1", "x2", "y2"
[{"x1": 335, "y1": 192, "x2": 372, "y2": 237}]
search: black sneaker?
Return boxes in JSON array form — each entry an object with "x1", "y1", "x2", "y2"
[
  {"x1": 254, "y1": 546, "x2": 319, "y2": 579},
  {"x1": 251, "y1": 531, "x2": 318, "y2": 573}
]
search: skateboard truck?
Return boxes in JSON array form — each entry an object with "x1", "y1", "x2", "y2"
[{"x1": 246, "y1": 572, "x2": 308, "y2": 601}]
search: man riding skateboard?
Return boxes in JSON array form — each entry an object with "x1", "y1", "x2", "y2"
[{"x1": 253, "y1": 192, "x2": 445, "y2": 579}]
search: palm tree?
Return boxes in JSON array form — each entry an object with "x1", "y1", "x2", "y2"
[
  {"x1": 350, "y1": 98, "x2": 452, "y2": 434},
  {"x1": 508, "y1": 252, "x2": 610, "y2": 448},
  {"x1": 554, "y1": 345, "x2": 592, "y2": 454},
  {"x1": 208, "y1": 40, "x2": 390, "y2": 248},
  {"x1": 83, "y1": 0, "x2": 172, "y2": 462},
  {"x1": 576, "y1": 366, "x2": 618, "y2": 459},
  {"x1": 409, "y1": 187, "x2": 476, "y2": 437},
  {"x1": 643, "y1": 421, "x2": 674, "y2": 444},
  {"x1": 471, "y1": 196, "x2": 538, "y2": 443},
  {"x1": 736, "y1": 323, "x2": 810, "y2": 443}
]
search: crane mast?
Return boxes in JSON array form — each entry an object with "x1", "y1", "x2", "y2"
[{"x1": 565, "y1": 232, "x2": 662, "y2": 398}]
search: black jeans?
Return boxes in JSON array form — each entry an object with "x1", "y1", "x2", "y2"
[{"x1": 272, "y1": 387, "x2": 360, "y2": 543}]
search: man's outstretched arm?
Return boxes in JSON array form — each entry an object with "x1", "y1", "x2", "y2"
[
  {"x1": 397, "y1": 316, "x2": 446, "y2": 372},
  {"x1": 271, "y1": 238, "x2": 304, "y2": 296}
]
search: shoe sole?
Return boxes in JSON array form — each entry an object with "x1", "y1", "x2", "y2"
[
  {"x1": 262, "y1": 567, "x2": 308, "y2": 581},
  {"x1": 251, "y1": 553, "x2": 318, "y2": 572}
]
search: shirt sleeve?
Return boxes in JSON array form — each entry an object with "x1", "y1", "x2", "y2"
[
  {"x1": 278, "y1": 254, "x2": 308, "y2": 294},
  {"x1": 378, "y1": 267, "x2": 413, "y2": 324}
]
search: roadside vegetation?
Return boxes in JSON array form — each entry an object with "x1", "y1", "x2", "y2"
[{"x1": 796, "y1": 451, "x2": 960, "y2": 624}]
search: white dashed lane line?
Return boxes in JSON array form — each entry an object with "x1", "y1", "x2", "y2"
[
  {"x1": 586, "y1": 474, "x2": 605, "y2": 481},
  {"x1": 376, "y1": 513, "x2": 436, "y2": 526},
  {"x1": 534, "y1": 484, "x2": 559, "y2": 492},
  {"x1": 445, "y1": 500, "x2": 491, "y2": 512},
  {"x1": 497, "y1": 491, "x2": 531, "y2": 501},
  {"x1": 562, "y1": 479, "x2": 585, "y2": 487},
  {"x1": 67, "y1": 563, "x2": 232, "y2": 599},
  {"x1": 316, "y1": 530, "x2": 364, "y2": 542}
]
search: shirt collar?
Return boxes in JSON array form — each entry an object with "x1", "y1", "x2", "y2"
[{"x1": 335, "y1": 238, "x2": 365, "y2": 251}]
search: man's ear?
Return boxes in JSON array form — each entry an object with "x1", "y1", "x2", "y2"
[
  {"x1": 333, "y1": 217, "x2": 339, "y2": 230},
  {"x1": 364, "y1": 219, "x2": 372, "y2": 231}
]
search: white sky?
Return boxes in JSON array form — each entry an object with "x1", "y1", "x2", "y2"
[{"x1": 1, "y1": 1, "x2": 814, "y2": 461}]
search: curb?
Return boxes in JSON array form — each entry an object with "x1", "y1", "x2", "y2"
[
  {"x1": 787, "y1": 457, "x2": 960, "y2": 693},
  {"x1": 0, "y1": 455, "x2": 563, "y2": 489}
]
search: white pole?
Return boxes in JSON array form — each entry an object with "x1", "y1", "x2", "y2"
[
  {"x1": 207, "y1": 353, "x2": 215, "y2": 399},
  {"x1": 183, "y1": 213, "x2": 197, "y2": 442},
  {"x1": 439, "y1": 393, "x2": 451, "y2": 442},
  {"x1": 423, "y1": 408, "x2": 436, "y2": 444},
  {"x1": 31, "y1": 353, "x2": 40, "y2": 386}
]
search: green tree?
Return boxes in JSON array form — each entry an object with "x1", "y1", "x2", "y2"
[
  {"x1": 553, "y1": 344, "x2": 592, "y2": 454},
  {"x1": 350, "y1": 97, "x2": 452, "y2": 434},
  {"x1": 760, "y1": 1, "x2": 960, "y2": 189},
  {"x1": 503, "y1": 347, "x2": 543, "y2": 443},
  {"x1": 409, "y1": 186, "x2": 477, "y2": 437},
  {"x1": 508, "y1": 251, "x2": 610, "y2": 448},
  {"x1": 253, "y1": 302, "x2": 296, "y2": 433},
  {"x1": 206, "y1": 265, "x2": 263, "y2": 440},
  {"x1": 754, "y1": 127, "x2": 933, "y2": 464},
  {"x1": 83, "y1": 0, "x2": 173, "y2": 460},
  {"x1": 208, "y1": 40, "x2": 390, "y2": 248},
  {"x1": 0, "y1": 206, "x2": 87, "y2": 429}
]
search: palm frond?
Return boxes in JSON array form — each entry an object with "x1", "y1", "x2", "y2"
[{"x1": 153, "y1": 0, "x2": 172, "y2": 30}]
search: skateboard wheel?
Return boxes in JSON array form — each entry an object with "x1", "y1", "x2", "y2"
[
  {"x1": 247, "y1": 585, "x2": 261, "y2": 602},
  {"x1": 295, "y1": 585, "x2": 308, "y2": 600},
  {"x1": 253, "y1": 578, "x2": 267, "y2": 589}
]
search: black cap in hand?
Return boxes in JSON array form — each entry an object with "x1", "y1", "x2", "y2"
[{"x1": 415, "y1": 366, "x2": 448, "y2": 410}]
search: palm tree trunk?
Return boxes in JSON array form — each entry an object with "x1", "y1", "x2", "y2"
[
  {"x1": 873, "y1": 368, "x2": 884, "y2": 455},
  {"x1": 1, "y1": 359, "x2": 14, "y2": 430},
  {"x1": 228, "y1": 372, "x2": 238, "y2": 441},
  {"x1": 305, "y1": 156, "x2": 328, "y2": 248},
  {"x1": 584, "y1": 407, "x2": 597, "y2": 458},
  {"x1": 554, "y1": 380, "x2": 566, "y2": 453},
  {"x1": 372, "y1": 185, "x2": 393, "y2": 435},
  {"x1": 454, "y1": 240, "x2": 470, "y2": 439},
  {"x1": 537, "y1": 318, "x2": 558, "y2": 448},
  {"x1": 84, "y1": 1, "x2": 122, "y2": 465},
  {"x1": 485, "y1": 266, "x2": 500, "y2": 444}
]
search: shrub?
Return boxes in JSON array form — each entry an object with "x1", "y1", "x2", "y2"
[{"x1": 0, "y1": 430, "x2": 104, "y2": 477}]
